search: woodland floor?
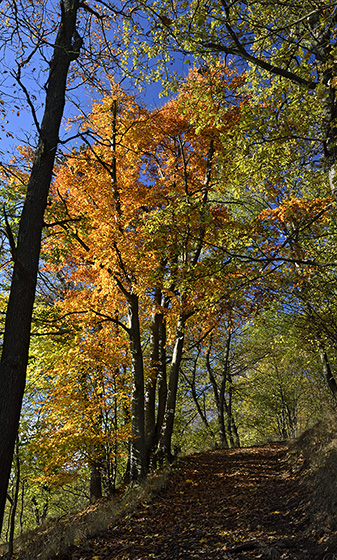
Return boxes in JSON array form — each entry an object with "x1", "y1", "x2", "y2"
[{"x1": 52, "y1": 443, "x2": 334, "y2": 560}]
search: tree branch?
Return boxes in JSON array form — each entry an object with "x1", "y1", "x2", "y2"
[
  {"x1": 201, "y1": 41, "x2": 317, "y2": 90},
  {"x1": 90, "y1": 308, "x2": 130, "y2": 334}
]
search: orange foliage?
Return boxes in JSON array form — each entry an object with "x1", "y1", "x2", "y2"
[{"x1": 35, "y1": 73, "x2": 262, "y2": 481}]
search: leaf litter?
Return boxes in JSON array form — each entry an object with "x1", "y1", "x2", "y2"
[{"x1": 50, "y1": 442, "x2": 331, "y2": 560}]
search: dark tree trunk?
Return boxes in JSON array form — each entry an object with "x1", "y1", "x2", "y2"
[
  {"x1": 128, "y1": 293, "x2": 147, "y2": 482},
  {"x1": 8, "y1": 437, "x2": 20, "y2": 558},
  {"x1": 145, "y1": 288, "x2": 162, "y2": 457},
  {"x1": 157, "y1": 313, "x2": 186, "y2": 461},
  {"x1": 206, "y1": 333, "x2": 234, "y2": 448},
  {"x1": 230, "y1": 416, "x2": 240, "y2": 448},
  {"x1": 155, "y1": 310, "x2": 167, "y2": 446},
  {"x1": 187, "y1": 344, "x2": 215, "y2": 439},
  {"x1": 206, "y1": 340, "x2": 228, "y2": 448},
  {"x1": 223, "y1": 369, "x2": 240, "y2": 448},
  {"x1": 319, "y1": 346, "x2": 337, "y2": 401},
  {"x1": 90, "y1": 465, "x2": 102, "y2": 503},
  {"x1": 145, "y1": 290, "x2": 169, "y2": 463},
  {"x1": 0, "y1": 0, "x2": 81, "y2": 533},
  {"x1": 155, "y1": 304, "x2": 167, "y2": 443},
  {"x1": 218, "y1": 400, "x2": 229, "y2": 449}
]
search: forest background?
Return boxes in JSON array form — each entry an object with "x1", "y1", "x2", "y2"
[{"x1": 0, "y1": 0, "x2": 337, "y2": 547}]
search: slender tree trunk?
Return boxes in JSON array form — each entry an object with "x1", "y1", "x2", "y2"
[
  {"x1": 223, "y1": 370, "x2": 240, "y2": 448},
  {"x1": 19, "y1": 480, "x2": 24, "y2": 535},
  {"x1": 218, "y1": 399, "x2": 229, "y2": 449},
  {"x1": 206, "y1": 338, "x2": 229, "y2": 448},
  {"x1": 145, "y1": 288, "x2": 161, "y2": 457},
  {"x1": 319, "y1": 346, "x2": 337, "y2": 401},
  {"x1": 8, "y1": 437, "x2": 20, "y2": 558},
  {"x1": 128, "y1": 293, "x2": 147, "y2": 482},
  {"x1": 224, "y1": 391, "x2": 237, "y2": 448},
  {"x1": 155, "y1": 304, "x2": 167, "y2": 443},
  {"x1": 122, "y1": 377, "x2": 131, "y2": 484},
  {"x1": 0, "y1": 0, "x2": 82, "y2": 532},
  {"x1": 107, "y1": 379, "x2": 119, "y2": 494},
  {"x1": 230, "y1": 416, "x2": 240, "y2": 448},
  {"x1": 226, "y1": 418, "x2": 235, "y2": 447},
  {"x1": 185, "y1": 341, "x2": 215, "y2": 437},
  {"x1": 90, "y1": 465, "x2": 102, "y2": 502},
  {"x1": 220, "y1": 332, "x2": 241, "y2": 448},
  {"x1": 157, "y1": 313, "x2": 186, "y2": 460},
  {"x1": 144, "y1": 374, "x2": 157, "y2": 457},
  {"x1": 215, "y1": 331, "x2": 232, "y2": 448}
]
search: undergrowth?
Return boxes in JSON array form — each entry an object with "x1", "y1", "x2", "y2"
[
  {"x1": 0, "y1": 467, "x2": 171, "y2": 560},
  {"x1": 4, "y1": 415, "x2": 337, "y2": 560}
]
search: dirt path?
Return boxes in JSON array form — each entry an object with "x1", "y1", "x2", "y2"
[{"x1": 59, "y1": 443, "x2": 323, "y2": 560}]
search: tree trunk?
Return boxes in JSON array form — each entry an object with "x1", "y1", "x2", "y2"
[
  {"x1": 90, "y1": 465, "x2": 102, "y2": 502},
  {"x1": 223, "y1": 369, "x2": 240, "y2": 448},
  {"x1": 226, "y1": 412, "x2": 235, "y2": 447},
  {"x1": 187, "y1": 344, "x2": 215, "y2": 439},
  {"x1": 157, "y1": 313, "x2": 186, "y2": 461},
  {"x1": 128, "y1": 293, "x2": 147, "y2": 482},
  {"x1": 218, "y1": 398, "x2": 229, "y2": 449},
  {"x1": 145, "y1": 288, "x2": 161, "y2": 457},
  {"x1": 146, "y1": 290, "x2": 171, "y2": 465},
  {"x1": 0, "y1": 0, "x2": 81, "y2": 532},
  {"x1": 230, "y1": 416, "x2": 240, "y2": 448},
  {"x1": 155, "y1": 295, "x2": 168, "y2": 443},
  {"x1": 319, "y1": 346, "x2": 337, "y2": 401},
  {"x1": 220, "y1": 331, "x2": 235, "y2": 447},
  {"x1": 206, "y1": 338, "x2": 229, "y2": 448},
  {"x1": 8, "y1": 437, "x2": 20, "y2": 558}
]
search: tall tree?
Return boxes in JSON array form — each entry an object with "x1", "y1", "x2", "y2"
[
  {"x1": 0, "y1": 0, "x2": 152, "y2": 527},
  {"x1": 39, "y1": 69, "x2": 249, "y2": 473},
  {"x1": 0, "y1": 0, "x2": 83, "y2": 531}
]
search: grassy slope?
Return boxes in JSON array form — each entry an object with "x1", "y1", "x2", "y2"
[
  {"x1": 0, "y1": 469, "x2": 171, "y2": 560},
  {"x1": 4, "y1": 415, "x2": 337, "y2": 559},
  {"x1": 288, "y1": 414, "x2": 337, "y2": 550}
]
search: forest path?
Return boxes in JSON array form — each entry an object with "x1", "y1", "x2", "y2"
[{"x1": 59, "y1": 443, "x2": 321, "y2": 560}]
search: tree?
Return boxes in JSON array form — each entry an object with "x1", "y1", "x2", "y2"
[
  {"x1": 240, "y1": 309, "x2": 331, "y2": 442},
  {"x1": 141, "y1": 1, "x2": 337, "y2": 192},
  {"x1": 0, "y1": 0, "x2": 84, "y2": 531},
  {"x1": 205, "y1": 329, "x2": 241, "y2": 448},
  {"x1": 0, "y1": 0, "x2": 161, "y2": 528},
  {"x1": 36, "y1": 67, "x2": 255, "y2": 477},
  {"x1": 28, "y1": 318, "x2": 131, "y2": 501}
]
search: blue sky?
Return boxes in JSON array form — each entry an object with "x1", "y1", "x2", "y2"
[
  {"x1": 0, "y1": 6, "x2": 190, "y2": 166},
  {"x1": 0, "y1": 63, "x2": 189, "y2": 168}
]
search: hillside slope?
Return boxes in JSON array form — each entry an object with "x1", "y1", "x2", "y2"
[
  {"x1": 47, "y1": 443, "x2": 326, "y2": 560},
  {"x1": 6, "y1": 428, "x2": 337, "y2": 560}
]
